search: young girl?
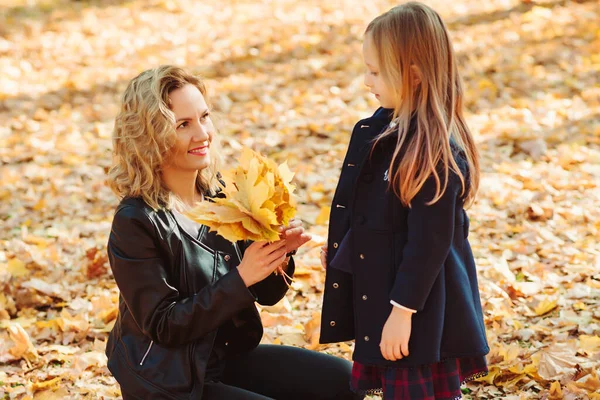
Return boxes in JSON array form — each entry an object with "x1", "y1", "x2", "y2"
[
  {"x1": 106, "y1": 66, "x2": 362, "y2": 400},
  {"x1": 319, "y1": 3, "x2": 489, "y2": 399}
]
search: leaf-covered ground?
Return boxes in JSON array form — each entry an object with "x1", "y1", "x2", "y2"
[{"x1": 1, "y1": 0, "x2": 599, "y2": 398}]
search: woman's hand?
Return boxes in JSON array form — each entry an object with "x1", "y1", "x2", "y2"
[
  {"x1": 237, "y1": 241, "x2": 288, "y2": 287},
  {"x1": 280, "y1": 219, "x2": 312, "y2": 254},
  {"x1": 380, "y1": 307, "x2": 413, "y2": 361}
]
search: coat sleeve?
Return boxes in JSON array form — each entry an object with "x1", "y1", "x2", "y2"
[
  {"x1": 238, "y1": 240, "x2": 296, "y2": 306},
  {"x1": 389, "y1": 172, "x2": 461, "y2": 311},
  {"x1": 108, "y1": 206, "x2": 256, "y2": 346}
]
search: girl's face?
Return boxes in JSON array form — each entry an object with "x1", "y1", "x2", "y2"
[
  {"x1": 363, "y1": 34, "x2": 397, "y2": 109},
  {"x1": 165, "y1": 84, "x2": 214, "y2": 172}
]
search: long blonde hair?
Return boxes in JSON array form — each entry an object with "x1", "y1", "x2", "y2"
[
  {"x1": 367, "y1": 2, "x2": 479, "y2": 207},
  {"x1": 107, "y1": 65, "x2": 221, "y2": 210}
]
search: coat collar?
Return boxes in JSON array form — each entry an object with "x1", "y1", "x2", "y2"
[
  {"x1": 368, "y1": 109, "x2": 466, "y2": 160},
  {"x1": 369, "y1": 107, "x2": 394, "y2": 123},
  {"x1": 367, "y1": 108, "x2": 418, "y2": 145}
]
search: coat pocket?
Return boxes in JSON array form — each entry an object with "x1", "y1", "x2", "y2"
[
  {"x1": 118, "y1": 335, "x2": 195, "y2": 395},
  {"x1": 109, "y1": 346, "x2": 182, "y2": 400}
]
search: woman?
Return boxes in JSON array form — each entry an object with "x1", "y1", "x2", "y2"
[{"x1": 105, "y1": 65, "x2": 361, "y2": 400}]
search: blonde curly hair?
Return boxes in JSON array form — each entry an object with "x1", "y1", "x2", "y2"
[{"x1": 107, "y1": 65, "x2": 221, "y2": 210}]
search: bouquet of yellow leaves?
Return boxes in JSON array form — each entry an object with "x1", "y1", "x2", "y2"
[{"x1": 187, "y1": 147, "x2": 297, "y2": 243}]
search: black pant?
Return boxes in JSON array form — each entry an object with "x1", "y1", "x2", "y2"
[
  {"x1": 212, "y1": 344, "x2": 363, "y2": 399},
  {"x1": 123, "y1": 345, "x2": 362, "y2": 400}
]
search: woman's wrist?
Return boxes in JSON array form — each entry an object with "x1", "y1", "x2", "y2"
[{"x1": 236, "y1": 263, "x2": 252, "y2": 287}]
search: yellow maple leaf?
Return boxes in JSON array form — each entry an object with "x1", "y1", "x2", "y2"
[
  {"x1": 276, "y1": 160, "x2": 296, "y2": 193},
  {"x1": 534, "y1": 298, "x2": 558, "y2": 316},
  {"x1": 315, "y1": 206, "x2": 331, "y2": 225},
  {"x1": 187, "y1": 148, "x2": 297, "y2": 243},
  {"x1": 7, "y1": 258, "x2": 28, "y2": 277},
  {"x1": 304, "y1": 311, "x2": 322, "y2": 350},
  {"x1": 548, "y1": 381, "x2": 562, "y2": 400},
  {"x1": 579, "y1": 335, "x2": 600, "y2": 353},
  {"x1": 31, "y1": 376, "x2": 63, "y2": 392},
  {"x1": 573, "y1": 370, "x2": 600, "y2": 392},
  {"x1": 509, "y1": 362, "x2": 538, "y2": 377},
  {"x1": 476, "y1": 365, "x2": 501, "y2": 385},
  {"x1": 218, "y1": 222, "x2": 253, "y2": 242},
  {"x1": 33, "y1": 387, "x2": 71, "y2": 400}
]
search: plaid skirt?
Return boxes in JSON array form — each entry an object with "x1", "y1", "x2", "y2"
[{"x1": 351, "y1": 356, "x2": 488, "y2": 400}]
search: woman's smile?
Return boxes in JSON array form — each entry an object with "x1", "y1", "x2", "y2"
[{"x1": 188, "y1": 143, "x2": 209, "y2": 156}]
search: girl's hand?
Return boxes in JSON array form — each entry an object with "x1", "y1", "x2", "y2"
[
  {"x1": 280, "y1": 219, "x2": 312, "y2": 254},
  {"x1": 237, "y1": 241, "x2": 288, "y2": 287},
  {"x1": 380, "y1": 307, "x2": 412, "y2": 361},
  {"x1": 320, "y1": 244, "x2": 327, "y2": 269}
]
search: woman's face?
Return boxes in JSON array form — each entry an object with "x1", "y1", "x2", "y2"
[{"x1": 165, "y1": 83, "x2": 214, "y2": 172}]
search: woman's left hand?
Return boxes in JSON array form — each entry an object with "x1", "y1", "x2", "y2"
[
  {"x1": 280, "y1": 219, "x2": 312, "y2": 254},
  {"x1": 380, "y1": 307, "x2": 413, "y2": 361}
]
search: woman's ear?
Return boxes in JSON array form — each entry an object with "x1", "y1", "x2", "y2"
[{"x1": 410, "y1": 65, "x2": 422, "y2": 86}]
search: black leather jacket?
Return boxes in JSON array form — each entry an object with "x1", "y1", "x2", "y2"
[{"x1": 105, "y1": 197, "x2": 295, "y2": 399}]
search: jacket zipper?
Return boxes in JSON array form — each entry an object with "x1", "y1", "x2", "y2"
[
  {"x1": 233, "y1": 242, "x2": 243, "y2": 263},
  {"x1": 139, "y1": 340, "x2": 154, "y2": 366}
]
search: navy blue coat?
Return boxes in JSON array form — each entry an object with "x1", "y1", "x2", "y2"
[{"x1": 319, "y1": 108, "x2": 489, "y2": 367}]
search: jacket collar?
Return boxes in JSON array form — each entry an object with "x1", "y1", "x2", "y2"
[
  {"x1": 369, "y1": 108, "x2": 418, "y2": 144},
  {"x1": 370, "y1": 107, "x2": 394, "y2": 123},
  {"x1": 369, "y1": 109, "x2": 465, "y2": 157}
]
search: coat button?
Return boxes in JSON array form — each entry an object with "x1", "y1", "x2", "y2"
[
  {"x1": 364, "y1": 336, "x2": 370, "y2": 342},
  {"x1": 333, "y1": 283, "x2": 339, "y2": 289},
  {"x1": 224, "y1": 255, "x2": 231, "y2": 261},
  {"x1": 359, "y1": 254, "x2": 365, "y2": 260},
  {"x1": 362, "y1": 295, "x2": 368, "y2": 300},
  {"x1": 330, "y1": 321, "x2": 336, "y2": 327},
  {"x1": 356, "y1": 215, "x2": 365, "y2": 225},
  {"x1": 363, "y1": 173, "x2": 374, "y2": 183},
  {"x1": 333, "y1": 242, "x2": 339, "y2": 249}
]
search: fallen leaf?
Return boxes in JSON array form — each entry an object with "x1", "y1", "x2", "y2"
[
  {"x1": 315, "y1": 206, "x2": 331, "y2": 225},
  {"x1": 548, "y1": 381, "x2": 563, "y2": 400},
  {"x1": 533, "y1": 344, "x2": 584, "y2": 381},
  {"x1": 21, "y1": 278, "x2": 66, "y2": 300},
  {"x1": 7, "y1": 258, "x2": 29, "y2": 277},
  {"x1": 574, "y1": 371, "x2": 600, "y2": 392},
  {"x1": 31, "y1": 376, "x2": 63, "y2": 392},
  {"x1": 85, "y1": 247, "x2": 109, "y2": 279},
  {"x1": 260, "y1": 311, "x2": 293, "y2": 328},
  {"x1": 519, "y1": 138, "x2": 548, "y2": 160},
  {"x1": 71, "y1": 351, "x2": 107, "y2": 376},
  {"x1": 534, "y1": 299, "x2": 558, "y2": 316},
  {"x1": 7, "y1": 323, "x2": 39, "y2": 362},
  {"x1": 33, "y1": 387, "x2": 70, "y2": 400},
  {"x1": 303, "y1": 311, "x2": 322, "y2": 350},
  {"x1": 579, "y1": 335, "x2": 600, "y2": 354}
]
